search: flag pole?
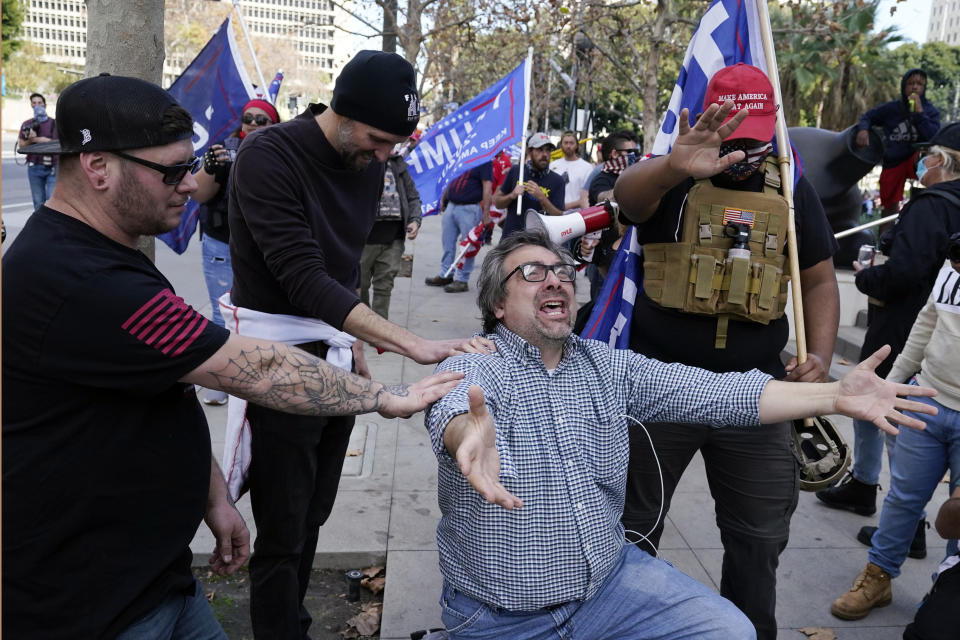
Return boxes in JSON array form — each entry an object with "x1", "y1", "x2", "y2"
[
  {"x1": 515, "y1": 47, "x2": 534, "y2": 219},
  {"x1": 232, "y1": 0, "x2": 269, "y2": 95},
  {"x1": 755, "y1": 0, "x2": 807, "y2": 367}
]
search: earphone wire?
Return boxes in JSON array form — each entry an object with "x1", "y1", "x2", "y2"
[{"x1": 621, "y1": 414, "x2": 664, "y2": 557}]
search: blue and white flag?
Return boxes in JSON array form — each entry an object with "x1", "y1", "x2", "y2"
[
  {"x1": 158, "y1": 17, "x2": 256, "y2": 254},
  {"x1": 652, "y1": 0, "x2": 766, "y2": 156},
  {"x1": 406, "y1": 59, "x2": 529, "y2": 215},
  {"x1": 268, "y1": 69, "x2": 284, "y2": 104},
  {"x1": 581, "y1": 227, "x2": 642, "y2": 349}
]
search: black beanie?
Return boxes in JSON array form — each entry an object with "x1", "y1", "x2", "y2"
[{"x1": 330, "y1": 50, "x2": 420, "y2": 137}]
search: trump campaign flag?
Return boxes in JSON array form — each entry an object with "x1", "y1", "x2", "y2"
[
  {"x1": 652, "y1": 0, "x2": 766, "y2": 156},
  {"x1": 406, "y1": 58, "x2": 530, "y2": 216},
  {"x1": 158, "y1": 17, "x2": 257, "y2": 254},
  {"x1": 581, "y1": 227, "x2": 642, "y2": 349}
]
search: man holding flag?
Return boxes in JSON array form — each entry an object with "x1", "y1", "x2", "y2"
[{"x1": 614, "y1": 65, "x2": 840, "y2": 639}]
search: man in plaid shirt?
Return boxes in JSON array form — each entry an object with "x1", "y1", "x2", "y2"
[{"x1": 426, "y1": 230, "x2": 937, "y2": 639}]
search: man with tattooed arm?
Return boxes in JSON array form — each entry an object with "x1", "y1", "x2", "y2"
[{"x1": 2, "y1": 74, "x2": 461, "y2": 639}]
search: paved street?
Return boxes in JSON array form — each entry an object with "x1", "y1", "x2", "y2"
[{"x1": 1, "y1": 141, "x2": 951, "y2": 638}]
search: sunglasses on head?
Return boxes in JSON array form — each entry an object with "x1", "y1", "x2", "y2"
[
  {"x1": 111, "y1": 151, "x2": 201, "y2": 185},
  {"x1": 242, "y1": 113, "x2": 271, "y2": 126}
]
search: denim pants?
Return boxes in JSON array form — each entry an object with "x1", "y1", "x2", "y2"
[
  {"x1": 116, "y1": 579, "x2": 226, "y2": 640},
  {"x1": 27, "y1": 164, "x2": 56, "y2": 211},
  {"x1": 360, "y1": 238, "x2": 404, "y2": 319},
  {"x1": 439, "y1": 202, "x2": 482, "y2": 282},
  {"x1": 201, "y1": 236, "x2": 232, "y2": 328},
  {"x1": 869, "y1": 392, "x2": 960, "y2": 577},
  {"x1": 623, "y1": 421, "x2": 798, "y2": 640},
  {"x1": 851, "y1": 417, "x2": 896, "y2": 484},
  {"x1": 439, "y1": 544, "x2": 755, "y2": 640}
]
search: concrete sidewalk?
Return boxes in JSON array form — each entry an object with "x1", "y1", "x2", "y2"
[{"x1": 169, "y1": 216, "x2": 950, "y2": 640}]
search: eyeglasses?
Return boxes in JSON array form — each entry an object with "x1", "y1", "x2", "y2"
[
  {"x1": 111, "y1": 151, "x2": 201, "y2": 185},
  {"x1": 242, "y1": 113, "x2": 271, "y2": 126},
  {"x1": 501, "y1": 262, "x2": 577, "y2": 287}
]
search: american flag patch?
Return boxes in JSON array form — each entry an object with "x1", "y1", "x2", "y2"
[
  {"x1": 723, "y1": 207, "x2": 756, "y2": 227},
  {"x1": 122, "y1": 289, "x2": 208, "y2": 357}
]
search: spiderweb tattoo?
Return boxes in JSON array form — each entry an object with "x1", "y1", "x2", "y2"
[{"x1": 208, "y1": 343, "x2": 407, "y2": 415}]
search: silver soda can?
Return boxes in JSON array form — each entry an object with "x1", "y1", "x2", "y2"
[{"x1": 858, "y1": 244, "x2": 876, "y2": 266}]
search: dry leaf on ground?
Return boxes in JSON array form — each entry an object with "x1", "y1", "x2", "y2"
[
  {"x1": 799, "y1": 627, "x2": 837, "y2": 640},
  {"x1": 362, "y1": 565, "x2": 384, "y2": 578},
  {"x1": 837, "y1": 358, "x2": 851, "y2": 366},
  {"x1": 345, "y1": 602, "x2": 383, "y2": 636},
  {"x1": 345, "y1": 449, "x2": 362, "y2": 457},
  {"x1": 361, "y1": 576, "x2": 385, "y2": 594},
  {"x1": 205, "y1": 589, "x2": 216, "y2": 602}
]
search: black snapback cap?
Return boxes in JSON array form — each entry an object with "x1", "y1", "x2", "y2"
[
  {"x1": 17, "y1": 73, "x2": 193, "y2": 156},
  {"x1": 916, "y1": 122, "x2": 960, "y2": 152},
  {"x1": 330, "y1": 50, "x2": 420, "y2": 137}
]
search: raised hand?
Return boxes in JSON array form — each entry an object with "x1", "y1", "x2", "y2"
[
  {"x1": 835, "y1": 345, "x2": 938, "y2": 434},
  {"x1": 668, "y1": 101, "x2": 750, "y2": 179},
  {"x1": 450, "y1": 385, "x2": 523, "y2": 510},
  {"x1": 377, "y1": 371, "x2": 464, "y2": 418}
]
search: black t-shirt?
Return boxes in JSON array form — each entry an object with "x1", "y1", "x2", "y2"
[
  {"x1": 629, "y1": 171, "x2": 837, "y2": 376},
  {"x1": 229, "y1": 104, "x2": 384, "y2": 328},
  {"x1": 498, "y1": 164, "x2": 567, "y2": 239},
  {"x1": 446, "y1": 162, "x2": 493, "y2": 204},
  {"x1": 2, "y1": 208, "x2": 230, "y2": 638}
]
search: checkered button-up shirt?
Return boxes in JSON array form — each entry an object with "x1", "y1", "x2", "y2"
[{"x1": 426, "y1": 325, "x2": 771, "y2": 611}]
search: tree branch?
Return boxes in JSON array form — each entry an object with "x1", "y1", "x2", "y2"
[{"x1": 329, "y1": 0, "x2": 385, "y2": 36}]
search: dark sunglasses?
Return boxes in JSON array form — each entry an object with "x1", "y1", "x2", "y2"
[
  {"x1": 501, "y1": 262, "x2": 577, "y2": 287},
  {"x1": 242, "y1": 113, "x2": 272, "y2": 126},
  {"x1": 111, "y1": 151, "x2": 201, "y2": 185}
]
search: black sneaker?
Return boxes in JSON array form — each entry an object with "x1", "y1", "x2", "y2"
[
  {"x1": 856, "y1": 520, "x2": 928, "y2": 559},
  {"x1": 425, "y1": 275, "x2": 453, "y2": 287},
  {"x1": 816, "y1": 473, "x2": 879, "y2": 515}
]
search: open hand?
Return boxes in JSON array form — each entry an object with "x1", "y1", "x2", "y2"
[
  {"x1": 377, "y1": 371, "x2": 464, "y2": 418},
  {"x1": 452, "y1": 336, "x2": 497, "y2": 355},
  {"x1": 668, "y1": 101, "x2": 750, "y2": 179},
  {"x1": 454, "y1": 386, "x2": 523, "y2": 509},
  {"x1": 835, "y1": 345, "x2": 938, "y2": 434}
]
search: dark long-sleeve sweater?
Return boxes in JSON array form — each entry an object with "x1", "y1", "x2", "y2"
[
  {"x1": 857, "y1": 68, "x2": 940, "y2": 168},
  {"x1": 228, "y1": 104, "x2": 385, "y2": 328}
]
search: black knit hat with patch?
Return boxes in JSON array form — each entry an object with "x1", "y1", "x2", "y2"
[
  {"x1": 18, "y1": 73, "x2": 192, "y2": 156},
  {"x1": 330, "y1": 50, "x2": 420, "y2": 137}
]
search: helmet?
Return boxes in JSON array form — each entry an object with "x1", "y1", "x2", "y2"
[{"x1": 792, "y1": 417, "x2": 851, "y2": 491}]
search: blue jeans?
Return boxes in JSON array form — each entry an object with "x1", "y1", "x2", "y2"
[
  {"x1": 869, "y1": 392, "x2": 960, "y2": 577},
  {"x1": 851, "y1": 417, "x2": 895, "y2": 484},
  {"x1": 201, "y1": 236, "x2": 232, "y2": 328},
  {"x1": 440, "y1": 202, "x2": 482, "y2": 283},
  {"x1": 439, "y1": 544, "x2": 755, "y2": 640},
  {"x1": 27, "y1": 164, "x2": 56, "y2": 210},
  {"x1": 116, "y1": 578, "x2": 226, "y2": 640}
]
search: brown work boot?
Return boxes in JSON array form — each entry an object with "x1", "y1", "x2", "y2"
[{"x1": 830, "y1": 562, "x2": 892, "y2": 620}]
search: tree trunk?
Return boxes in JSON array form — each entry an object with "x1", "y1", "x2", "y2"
[
  {"x1": 642, "y1": 0, "x2": 673, "y2": 154},
  {"x1": 402, "y1": 0, "x2": 424, "y2": 64},
  {"x1": 382, "y1": 0, "x2": 398, "y2": 53},
  {"x1": 85, "y1": 0, "x2": 165, "y2": 261}
]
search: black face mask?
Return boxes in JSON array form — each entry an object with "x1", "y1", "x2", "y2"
[{"x1": 719, "y1": 140, "x2": 772, "y2": 181}]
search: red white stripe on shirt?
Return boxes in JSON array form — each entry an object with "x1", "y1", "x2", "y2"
[{"x1": 122, "y1": 289, "x2": 208, "y2": 357}]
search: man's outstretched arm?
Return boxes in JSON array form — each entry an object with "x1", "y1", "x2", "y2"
[
  {"x1": 758, "y1": 345, "x2": 938, "y2": 432},
  {"x1": 181, "y1": 334, "x2": 462, "y2": 418}
]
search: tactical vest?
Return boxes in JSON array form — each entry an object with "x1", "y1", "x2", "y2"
[{"x1": 643, "y1": 159, "x2": 791, "y2": 348}]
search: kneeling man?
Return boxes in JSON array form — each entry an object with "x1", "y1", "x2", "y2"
[{"x1": 425, "y1": 230, "x2": 937, "y2": 639}]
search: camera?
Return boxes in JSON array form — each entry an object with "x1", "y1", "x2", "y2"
[{"x1": 948, "y1": 232, "x2": 960, "y2": 263}]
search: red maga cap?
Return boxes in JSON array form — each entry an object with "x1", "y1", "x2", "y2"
[{"x1": 702, "y1": 63, "x2": 777, "y2": 142}]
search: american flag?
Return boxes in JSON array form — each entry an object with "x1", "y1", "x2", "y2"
[
  {"x1": 722, "y1": 207, "x2": 756, "y2": 226},
  {"x1": 455, "y1": 221, "x2": 495, "y2": 271}
]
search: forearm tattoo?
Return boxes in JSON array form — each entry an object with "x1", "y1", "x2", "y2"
[{"x1": 209, "y1": 344, "x2": 389, "y2": 416}]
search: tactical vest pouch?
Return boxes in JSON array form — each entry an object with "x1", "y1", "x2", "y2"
[{"x1": 643, "y1": 164, "x2": 791, "y2": 332}]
